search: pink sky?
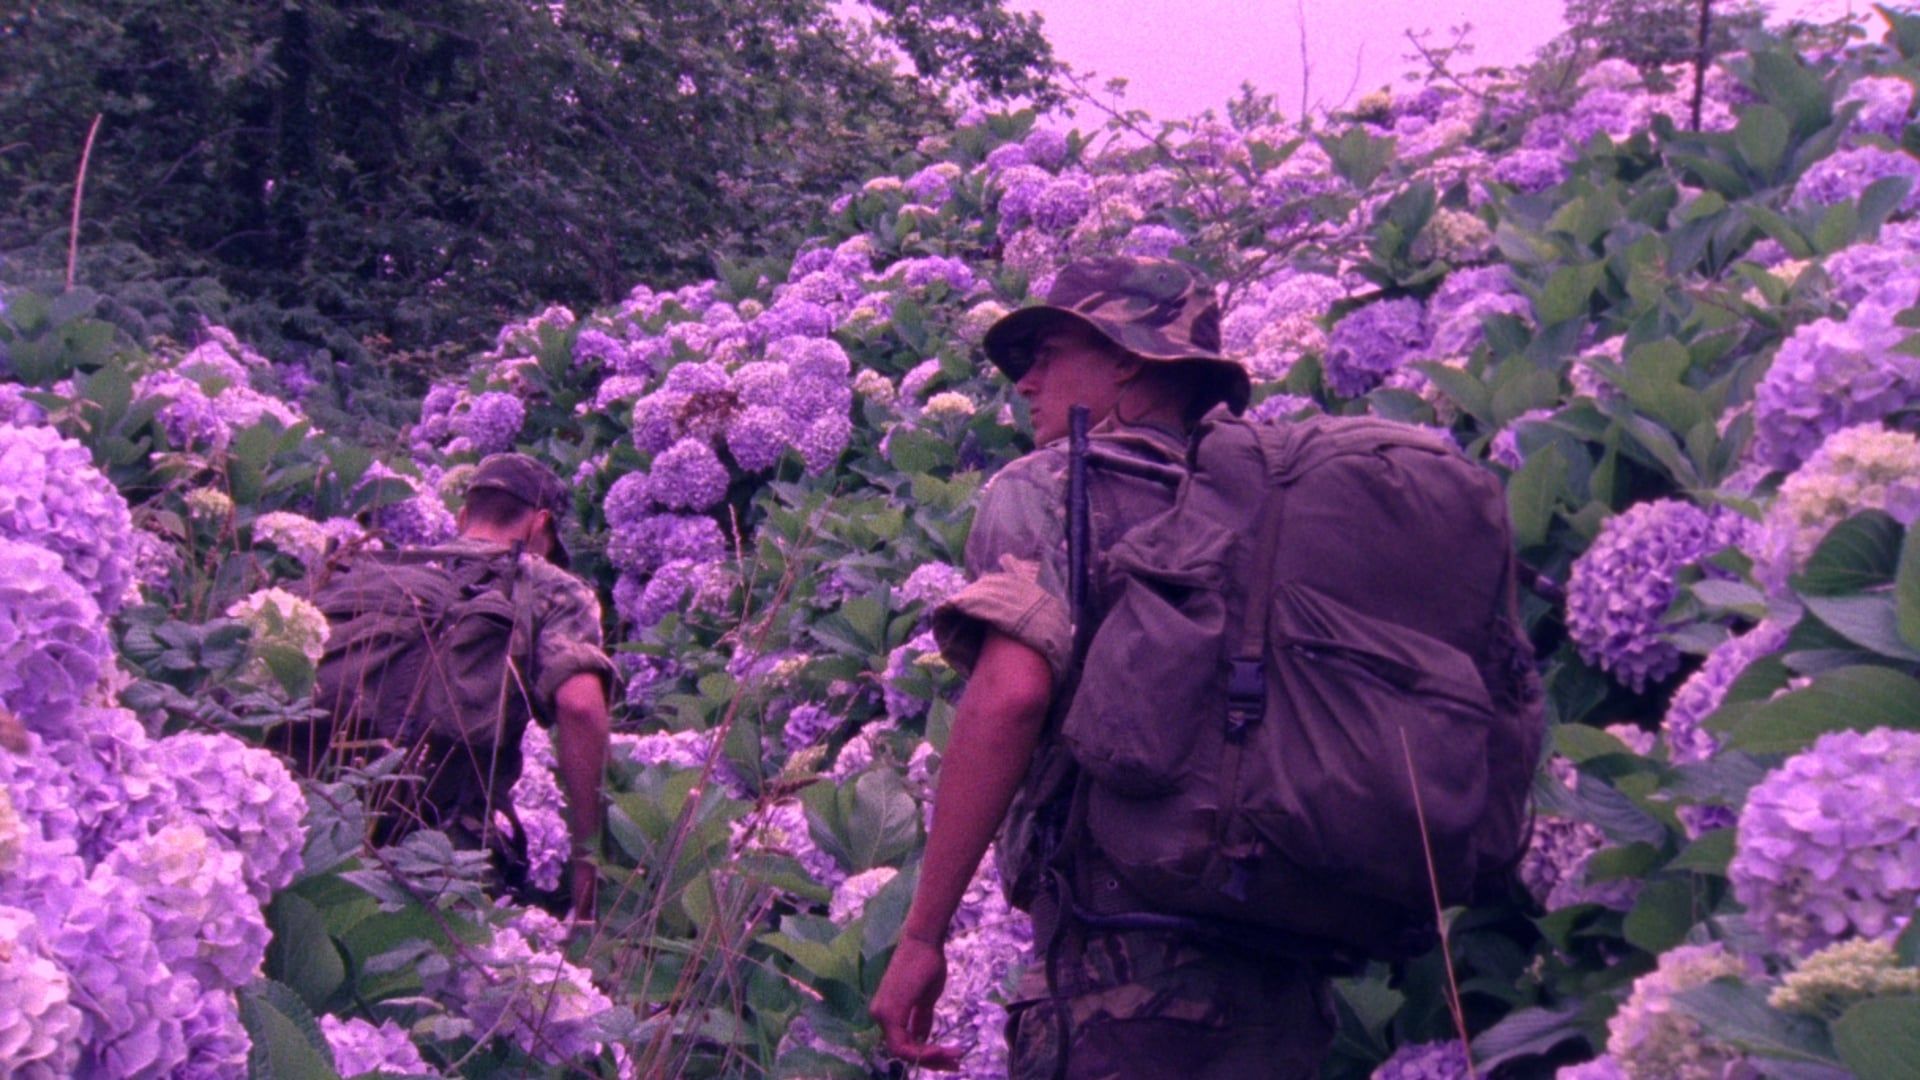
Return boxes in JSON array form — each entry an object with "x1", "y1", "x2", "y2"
[{"x1": 1013, "y1": 0, "x2": 1878, "y2": 121}]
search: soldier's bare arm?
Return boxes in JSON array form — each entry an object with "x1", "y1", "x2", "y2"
[
  {"x1": 873, "y1": 629, "x2": 1052, "y2": 1068},
  {"x1": 553, "y1": 670, "x2": 610, "y2": 919}
]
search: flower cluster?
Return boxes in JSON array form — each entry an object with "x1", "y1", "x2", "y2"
[
  {"x1": 1607, "y1": 942, "x2": 1751, "y2": 1079},
  {"x1": 1662, "y1": 620, "x2": 1791, "y2": 767},
  {"x1": 0, "y1": 423, "x2": 137, "y2": 613},
  {"x1": 440, "y1": 907, "x2": 618, "y2": 1064},
  {"x1": 1566, "y1": 499, "x2": 1752, "y2": 691},
  {"x1": 148, "y1": 732, "x2": 309, "y2": 900},
  {"x1": 506, "y1": 723, "x2": 569, "y2": 893},
  {"x1": 1769, "y1": 935, "x2": 1920, "y2": 1018},
  {"x1": 1324, "y1": 298, "x2": 1428, "y2": 398},
  {"x1": 452, "y1": 390, "x2": 527, "y2": 456},
  {"x1": 1731, "y1": 727, "x2": 1920, "y2": 957},
  {"x1": 320, "y1": 1015, "x2": 432, "y2": 1077},
  {"x1": 1750, "y1": 303, "x2": 1920, "y2": 473},
  {"x1": 1372, "y1": 1038, "x2": 1469, "y2": 1079},
  {"x1": 0, "y1": 539, "x2": 111, "y2": 737},
  {"x1": 1756, "y1": 424, "x2": 1920, "y2": 591},
  {"x1": 1792, "y1": 146, "x2": 1920, "y2": 214},
  {"x1": 225, "y1": 586, "x2": 331, "y2": 681}
]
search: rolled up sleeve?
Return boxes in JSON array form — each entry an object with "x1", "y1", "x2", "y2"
[
  {"x1": 930, "y1": 452, "x2": 1074, "y2": 684},
  {"x1": 531, "y1": 574, "x2": 616, "y2": 722}
]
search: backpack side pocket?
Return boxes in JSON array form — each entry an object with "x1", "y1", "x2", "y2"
[{"x1": 1061, "y1": 512, "x2": 1236, "y2": 797}]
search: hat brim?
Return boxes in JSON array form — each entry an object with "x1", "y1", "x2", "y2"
[{"x1": 982, "y1": 305, "x2": 1251, "y2": 414}]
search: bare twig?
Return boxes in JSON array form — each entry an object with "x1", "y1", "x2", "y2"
[
  {"x1": 67, "y1": 114, "x2": 104, "y2": 291},
  {"x1": 1401, "y1": 728, "x2": 1477, "y2": 1079},
  {"x1": 1403, "y1": 26, "x2": 1486, "y2": 100},
  {"x1": 1296, "y1": 0, "x2": 1313, "y2": 128},
  {"x1": 1691, "y1": 0, "x2": 1713, "y2": 131}
]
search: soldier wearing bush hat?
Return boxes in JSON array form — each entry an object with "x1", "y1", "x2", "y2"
[{"x1": 874, "y1": 256, "x2": 1332, "y2": 1077}]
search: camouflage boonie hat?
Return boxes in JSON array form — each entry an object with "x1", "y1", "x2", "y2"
[
  {"x1": 467, "y1": 453, "x2": 573, "y2": 567},
  {"x1": 983, "y1": 256, "x2": 1250, "y2": 414}
]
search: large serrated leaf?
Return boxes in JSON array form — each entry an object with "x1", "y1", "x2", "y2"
[
  {"x1": 238, "y1": 980, "x2": 343, "y2": 1080},
  {"x1": 266, "y1": 894, "x2": 348, "y2": 1010},
  {"x1": 1721, "y1": 666, "x2": 1920, "y2": 754},
  {"x1": 1672, "y1": 981, "x2": 1841, "y2": 1066},
  {"x1": 1795, "y1": 511, "x2": 1903, "y2": 595},
  {"x1": 1471, "y1": 1003, "x2": 1589, "y2": 1071},
  {"x1": 1623, "y1": 878, "x2": 1697, "y2": 952},
  {"x1": 1832, "y1": 996, "x2": 1920, "y2": 1079},
  {"x1": 1898, "y1": 526, "x2": 1920, "y2": 649}
]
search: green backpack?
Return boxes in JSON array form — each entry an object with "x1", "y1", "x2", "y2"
[
  {"x1": 308, "y1": 546, "x2": 538, "y2": 847},
  {"x1": 1057, "y1": 409, "x2": 1544, "y2": 960}
]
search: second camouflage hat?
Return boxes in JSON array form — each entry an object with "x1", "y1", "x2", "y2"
[
  {"x1": 983, "y1": 256, "x2": 1250, "y2": 413},
  {"x1": 467, "y1": 452, "x2": 573, "y2": 567}
]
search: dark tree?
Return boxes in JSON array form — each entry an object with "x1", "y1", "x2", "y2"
[{"x1": 0, "y1": 0, "x2": 1058, "y2": 357}]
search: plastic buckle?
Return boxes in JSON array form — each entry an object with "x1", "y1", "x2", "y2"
[{"x1": 1224, "y1": 658, "x2": 1265, "y2": 739}]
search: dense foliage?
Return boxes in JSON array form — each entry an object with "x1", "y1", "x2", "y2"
[
  {"x1": 8, "y1": 5, "x2": 1920, "y2": 1079},
  {"x1": 0, "y1": 0, "x2": 1055, "y2": 361}
]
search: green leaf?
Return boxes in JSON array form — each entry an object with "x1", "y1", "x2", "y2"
[
  {"x1": 885, "y1": 428, "x2": 956, "y2": 475},
  {"x1": 1803, "y1": 595, "x2": 1920, "y2": 662},
  {"x1": 1672, "y1": 980, "x2": 1841, "y2": 1066},
  {"x1": 1624, "y1": 878, "x2": 1698, "y2": 953},
  {"x1": 1796, "y1": 511, "x2": 1904, "y2": 595},
  {"x1": 1411, "y1": 361, "x2": 1492, "y2": 424},
  {"x1": 1471, "y1": 1004, "x2": 1588, "y2": 1071},
  {"x1": 1508, "y1": 443, "x2": 1569, "y2": 549},
  {"x1": 1552, "y1": 723, "x2": 1642, "y2": 763},
  {"x1": 1318, "y1": 127, "x2": 1396, "y2": 189},
  {"x1": 1898, "y1": 527, "x2": 1920, "y2": 650},
  {"x1": 1897, "y1": 917, "x2": 1920, "y2": 966},
  {"x1": 1735, "y1": 106, "x2": 1791, "y2": 178},
  {"x1": 1860, "y1": 176, "x2": 1913, "y2": 231},
  {"x1": 1881, "y1": 4, "x2": 1920, "y2": 60},
  {"x1": 1721, "y1": 666, "x2": 1920, "y2": 754},
  {"x1": 1538, "y1": 262, "x2": 1605, "y2": 326},
  {"x1": 1751, "y1": 50, "x2": 1832, "y2": 139},
  {"x1": 1668, "y1": 827, "x2": 1737, "y2": 875},
  {"x1": 1833, "y1": 997, "x2": 1920, "y2": 1079},
  {"x1": 266, "y1": 894, "x2": 347, "y2": 1010},
  {"x1": 238, "y1": 980, "x2": 343, "y2": 1080},
  {"x1": 1813, "y1": 201, "x2": 1861, "y2": 255}
]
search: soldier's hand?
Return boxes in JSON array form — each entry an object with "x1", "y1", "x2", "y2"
[
  {"x1": 569, "y1": 857, "x2": 597, "y2": 921},
  {"x1": 872, "y1": 935, "x2": 963, "y2": 1070}
]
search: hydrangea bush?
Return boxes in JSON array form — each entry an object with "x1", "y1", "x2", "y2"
[{"x1": 9, "y1": 9, "x2": 1920, "y2": 1078}]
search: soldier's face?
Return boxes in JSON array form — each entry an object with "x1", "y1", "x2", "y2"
[{"x1": 1015, "y1": 324, "x2": 1135, "y2": 444}]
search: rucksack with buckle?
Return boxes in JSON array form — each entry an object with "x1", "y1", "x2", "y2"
[
  {"x1": 1056, "y1": 408, "x2": 1544, "y2": 961},
  {"x1": 305, "y1": 545, "x2": 541, "y2": 865}
]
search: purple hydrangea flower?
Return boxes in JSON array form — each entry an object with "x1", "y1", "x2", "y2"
[
  {"x1": 1750, "y1": 303, "x2": 1920, "y2": 473},
  {"x1": 0, "y1": 904, "x2": 83, "y2": 1077},
  {"x1": 1022, "y1": 127, "x2": 1071, "y2": 169},
  {"x1": 1324, "y1": 298, "x2": 1429, "y2": 398},
  {"x1": 751, "y1": 299, "x2": 835, "y2": 344},
  {"x1": 629, "y1": 390, "x2": 687, "y2": 453},
  {"x1": 1755, "y1": 424, "x2": 1920, "y2": 592},
  {"x1": 646, "y1": 438, "x2": 729, "y2": 511},
  {"x1": 993, "y1": 164, "x2": 1054, "y2": 224},
  {"x1": 453, "y1": 391, "x2": 526, "y2": 455},
  {"x1": 1663, "y1": 620, "x2": 1792, "y2": 766},
  {"x1": 1491, "y1": 148, "x2": 1567, "y2": 194},
  {"x1": 1732, "y1": 727, "x2": 1920, "y2": 956},
  {"x1": 505, "y1": 723, "x2": 568, "y2": 893},
  {"x1": 100, "y1": 824, "x2": 270, "y2": 991},
  {"x1": 0, "y1": 423, "x2": 137, "y2": 613},
  {"x1": 904, "y1": 163, "x2": 960, "y2": 204},
  {"x1": 985, "y1": 143, "x2": 1032, "y2": 172},
  {"x1": 882, "y1": 631, "x2": 942, "y2": 721},
  {"x1": 1427, "y1": 266, "x2": 1529, "y2": 357},
  {"x1": 441, "y1": 907, "x2": 618, "y2": 1064},
  {"x1": 0, "y1": 539, "x2": 110, "y2": 738},
  {"x1": 782, "y1": 703, "x2": 838, "y2": 755},
  {"x1": 135, "y1": 370, "x2": 232, "y2": 451},
  {"x1": 572, "y1": 327, "x2": 626, "y2": 370},
  {"x1": 1373, "y1": 1038, "x2": 1470, "y2": 1080},
  {"x1": 50, "y1": 878, "x2": 198, "y2": 1078},
  {"x1": 0, "y1": 382, "x2": 49, "y2": 426},
  {"x1": 321, "y1": 1015, "x2": 431, "y2": 1077},
  {"x1": 374, "y1": 490, "x2": 456, "y2": 547},
  {"x1": 1793, "y1": 147, "x2": 1920, "y2": 214},
  {"x1": 898, "y1": 562, "x2": 967, "y2": 608},
  {"x1": 736, "y1": 799, "x2": 844, "y2": 889},
  {"x1": 795, "y1": 413, "x2": 852, "y2": 474},
  {"x1": 604, "y1": 471, "x2": 654, "y2": 532},
  {"x1": 894, "y1": 256, "x2": 976, "y2": 293},
  {"x1": 732, "y1": 361, "x2": 789, "y2": 407},
  {"x1": 1246, "y1": 393, "x2": 1319, "y2": 423},
  {"x1": 663, "y1": 360, "x2": 732, "y2": 396},
  {"x1": 607, "y1": 513, "x2": 726, "y2": 576},
  {"x1": 1607, "y1": 943, "x2": 1752, "y2": 1078},
  {"x1": 1031, "y1": 176, "x2": 1094, "y2": 233},
  {"x1": 1556, "y1": 1057, "x2": 1627, "y2": 1080},
  {"x1": 827, "y1": 866, "x2": 900, "y2": 923},
  {"x1": 725, "y1": 405, "x2": 794, "y2": 472},
  {"x1": 176, "y1": 992, "x2": 249, "y2": 1080},
  {"x1": 1839, "y1": 76, "x2": 1914, "y2": 141},
  {"x1": 1121, "y1": 223, "x2": 1186, "y2": 258},
  {"x1": 148, "y1": 732, "x2": 308, "y2": 900},
  {"x1": 1566, "y1": 500, "x2": 1752, "y2": 692},
  {"x1": 1490, "y1": 409, "x2": 1556, "y2": 470}
]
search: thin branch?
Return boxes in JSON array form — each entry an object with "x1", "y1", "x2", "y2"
[
  {"x1": 1402, "y1": 729, "x2": 1477, "y2": 1079},
  {"x1": 1296, "y1": 0, "x2": 1313, "y2": 129},
  {"x1": 67, "y1": 114, "x2": 104, "y2": 291}
]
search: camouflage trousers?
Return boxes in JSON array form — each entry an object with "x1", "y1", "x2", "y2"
[{"x1": 1004, "y1": 920, "x2": 1335, "y2": 1080}]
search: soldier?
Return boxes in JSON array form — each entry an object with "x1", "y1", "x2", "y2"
[
  {"x1": 871, "y1": 257, "x2": 1335, "y2": 1077},
  {"x1": 306, "y1": 453, "x2": 613, "y2": 918}
]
